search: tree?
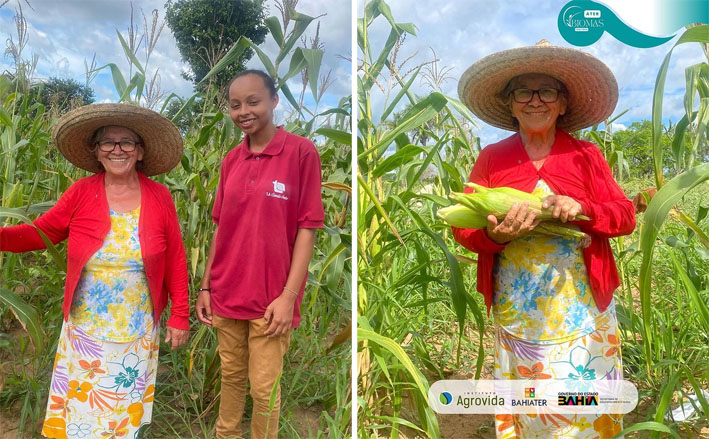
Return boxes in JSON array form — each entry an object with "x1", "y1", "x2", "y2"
[
  {"x1": 165, "y1": 0, "x2": 268, "y2": 93},
  {"x1": 39, "y1": 77, "x2": 95, "y2": 112},
  {"x1": 613, "y1": 120, "x2": 674, "y2": 179}
]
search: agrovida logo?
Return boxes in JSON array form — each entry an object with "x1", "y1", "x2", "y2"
[{"x1": 439, "y1": 392, "x2": 452, "y2": 405}]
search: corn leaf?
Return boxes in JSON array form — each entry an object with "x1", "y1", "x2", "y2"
[{"x1": 0, "y1": 287, "x2": 44, "y2": 350}]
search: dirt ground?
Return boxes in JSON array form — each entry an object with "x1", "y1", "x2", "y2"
[{"x1": 0, "y1": 402, "x2": 323, "y2": 438}]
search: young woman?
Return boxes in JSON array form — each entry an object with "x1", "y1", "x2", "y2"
[{"x1": 195, "y1": 70, "x2": 324, "y2": 439}]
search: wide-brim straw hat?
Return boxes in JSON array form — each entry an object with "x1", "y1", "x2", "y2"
[
  {"x1": 52, "y1": 103, "x2": 183, "y2": 176},
  {"x1": 458, "y1": 40, "x2": 618, "y2": 132}
]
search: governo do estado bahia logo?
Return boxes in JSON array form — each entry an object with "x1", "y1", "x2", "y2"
[{"x1": 558, "y1": 0, "x2": 708, "y2": 48}]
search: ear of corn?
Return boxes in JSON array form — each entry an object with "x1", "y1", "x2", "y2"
[
  {"x1": 466, "y1": 182, "x2": 541, "y2": 204},
  {"x1": 437, "y1": 204, "x2": 489, "y2": 229},
  {"x1": 458, "y1": 184, "x2": 590, "y2": 221},
  {"x1": 534, "y1": 221, "x2": 591, "y2": 246},
  {"x1": 440, "y1": 184, "x2": 591, "y2": 242}
]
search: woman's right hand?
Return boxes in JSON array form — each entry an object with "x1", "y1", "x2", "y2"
[
  {"x1": 486, "y1": 202, "x2": 540, "y2": 244},
  {"x1": 196, "y1": 289, "x2": 213, "y2": 326}
]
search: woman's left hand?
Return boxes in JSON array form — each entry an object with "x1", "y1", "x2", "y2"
[
  {"x1": 165, "y1": 326, "x2": 190, "y2": 349},
  {"x1": 543, "y1": 195, "x2": 584, "y2": 223},
  {"x1": 264, "y1": 293, "x2": 296, "y2": 338}
]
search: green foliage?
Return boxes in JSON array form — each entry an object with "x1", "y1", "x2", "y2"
[
  {"x1": 37, "y1": 77, "x2": 95, "y2": 112},
  {"x1": 165, "y1": 0, "x2": 269, "y2": 92},
  {"x1": 358, "y1": 1, "x2": 482, "y2": 437},
  {"x1": 613, "y1": 121, "x2": 672, "y2": 179}
]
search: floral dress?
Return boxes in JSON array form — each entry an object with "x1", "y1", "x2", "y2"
[
  {"x1": 42, "y1": 207, "x2": 159, "y2": 439},
  {"x1": 492, "y1": 180, "x2": 623, "y2": 439}
]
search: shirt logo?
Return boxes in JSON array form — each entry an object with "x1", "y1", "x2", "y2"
[
  {"x1": 273, "y1": 180, "x2": 285, "y2": 194},
  {"x1": 267, "y1": 180, "x2": 289, "y2": 201}
]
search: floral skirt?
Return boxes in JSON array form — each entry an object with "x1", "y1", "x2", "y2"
[
  {"x1": 42, "y1": 319, "x2": 159, "y2": 439},
  {"x1": 494, "y1": 316, "x2": 624, "y2": 439}
]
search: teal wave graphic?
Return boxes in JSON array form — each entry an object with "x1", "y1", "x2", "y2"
[{"x1": 558, "y1": 0, "x2": 706, "y2": 48}]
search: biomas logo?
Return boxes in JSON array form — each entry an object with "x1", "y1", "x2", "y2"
[
  {"x1": 439, "y1": 392, "x2": 453, "y2": 405},
  {"x1": 561, "y1": 5, "x2": 586, "y2": 28},
  {"x1": 558, "y1": 0, "x2": 675, "y2": 48}
]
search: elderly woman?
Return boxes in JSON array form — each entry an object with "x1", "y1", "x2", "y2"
[
  {"x1": 0, "y1": 104, "x2": 190, "y2": 438},
  {"x1": 453, "y1": 41, "x2": 636, "y2": 437}
]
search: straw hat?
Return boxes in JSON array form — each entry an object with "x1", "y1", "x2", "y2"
[
  {"x1": 52, "y1": 103, "x2": 183, "y2": 176},
  {"x1": 458, "y1": 40, "x2": 618, "y2": 132}
]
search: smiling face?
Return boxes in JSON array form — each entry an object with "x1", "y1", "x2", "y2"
[
  {"x1": 228, "y1": 73, "x2": 279, "y2": 137},
  {"x1": 94, "y1": 126, "x2": 144, "y2": 178},
  {"x1": 507, "y1": 73, "x2": 568, "y2": 136}
]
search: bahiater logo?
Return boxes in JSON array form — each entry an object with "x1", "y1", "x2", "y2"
[
  {"x1": 525, "y1": 387, "x2": 536, "y2": 398},
  {"x1": 439, "y1": 392, "x2": 453, "y2": 405},
  {"x1": 557, "y1": 0, "x2": 699, "y2": 48}
]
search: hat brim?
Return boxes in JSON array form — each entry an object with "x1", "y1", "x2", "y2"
[
  {"x1": 458, "y1": 45, "x2": 618, "y2": 132},
  {"x1": 52, "y1": 103, "x2": 183, "y2": 176}
]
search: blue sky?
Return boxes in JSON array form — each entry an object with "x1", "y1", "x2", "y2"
[
  {"x1": 0, "y1": 0, "x2": 351, "y2": 120},
  {"x1": 360, "y1": 0, "x2": 708, "y2": 146}
]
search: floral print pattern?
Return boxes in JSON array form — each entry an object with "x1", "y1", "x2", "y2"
[
  {"x1": 492, "y1": 180, "x2": 624, "y2": 438},
  {"x1": 493, "y1": 180, "x2": 611, "y2": 343},
  {"x1": 42, "y1": 208, "x2": 158, "y2": 439},
  {"x1": 70, "y1": 207, "x2": 153, "y2": 342},
  {"x1": 42, "y1": 321, "x2": 158, "y2": 439},
  {"x1": 494, "y1": 325, "x2": 624, "y2": 438}
]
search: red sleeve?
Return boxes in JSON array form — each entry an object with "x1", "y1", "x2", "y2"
[
  {"x1": 451, "y1": 148, "x2": 506, "y2": 254},
  {"x1": 0, "y1": 181, "x2": 78, "y2": 252},
  {"x1": 297, "y1": 141, "x2": 324, "y2": 229},
  {"x1": 572, "y1": 146, "x2": 636, "y2": 238},
  {"x1": 162, "y1": 187, "x2": 190, "y2": 330}
]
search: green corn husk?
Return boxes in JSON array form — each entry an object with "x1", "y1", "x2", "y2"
[
  {"x1": 437, "y1": 204, "x2": 488, "y2": 229},
  {"x1": 439, "y1": 184, "x2": 592, "y2": 244},
  {"x1": 534, "y1": 221, "x2": 591, "y2": 246},
  {"x1": 457, "y1": 183, "x2": 590, "y2": 221}
]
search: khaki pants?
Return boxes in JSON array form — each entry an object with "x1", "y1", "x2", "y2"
[{"x1": 212, "y1": 315, "x2": 291, "y2": 439}]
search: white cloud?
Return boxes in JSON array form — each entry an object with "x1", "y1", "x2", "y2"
[{"x1": 0, "y1": 0, "x2": 350, "y2": 106}]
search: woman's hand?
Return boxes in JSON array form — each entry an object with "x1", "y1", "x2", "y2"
[
  {"x1": 165, "y1": 326, "x2": 190, "y2": 349},
  {"x1": 196, "y1": 289, "x2": 213, "y2": 327},
  {"x1": 263, "y1": 292, "x2": 296, "y2": 338},
  {"x1": 542, "y1": 195, "x2": 584, "y2": 223},
  {"x1": 486, "y1": 203, "x2": 540, "y2": 244}
]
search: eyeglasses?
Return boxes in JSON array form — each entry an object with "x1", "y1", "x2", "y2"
[
  {"x1": 510, "y1": 88, "x2": 562, "y2": 104},
  {"x1": 96, "y1": 140, "x2": 141, "y2": 152}
]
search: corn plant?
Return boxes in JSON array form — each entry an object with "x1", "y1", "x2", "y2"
[{"x1": 358, "y1": 1, "x2": 489, "y2": 437}]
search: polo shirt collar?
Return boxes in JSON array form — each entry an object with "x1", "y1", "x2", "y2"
[{"x1": 241, "y1": 126, "x2": 286, "y2": 158}]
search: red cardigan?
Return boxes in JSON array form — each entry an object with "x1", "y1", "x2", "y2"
[
  {"x1": 452, "y1": 130, "x2": 636, "y2": 314},
  {"x1": 0, "y1": 172, "x2": 190, "y2": 330}
]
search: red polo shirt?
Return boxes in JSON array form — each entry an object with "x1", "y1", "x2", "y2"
[{"x1": 210, "y1": 127, "x2": 324, "y2": 327}]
